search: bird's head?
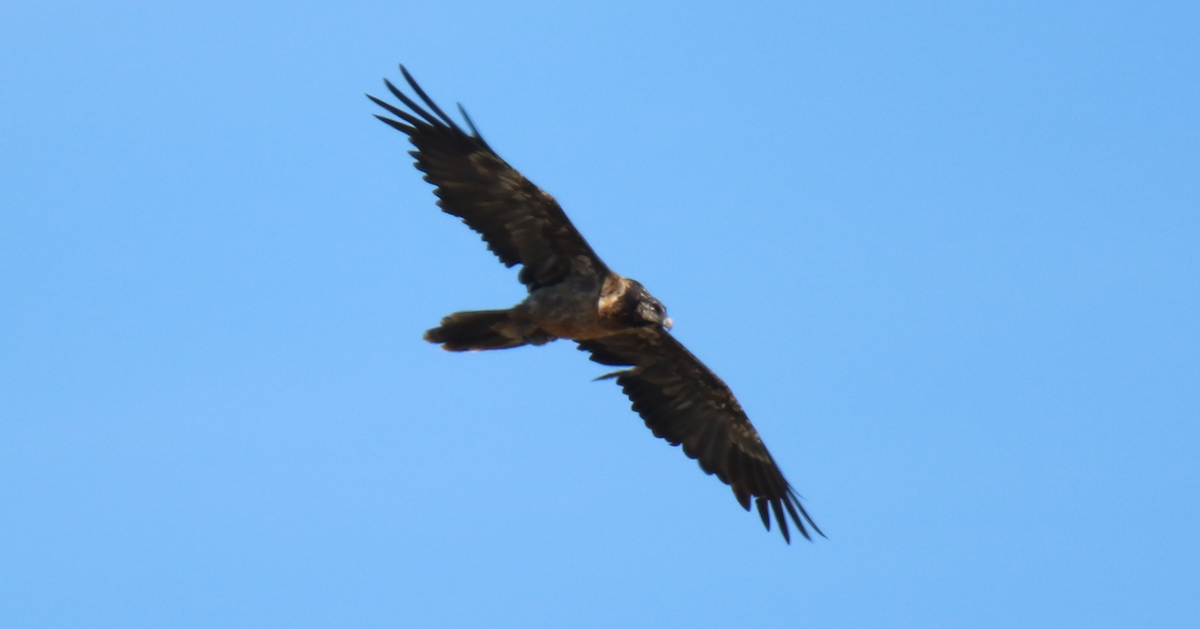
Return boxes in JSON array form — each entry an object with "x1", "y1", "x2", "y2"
[{"x1": 624, "y1": 280, "x2": 673, "y2": 331}]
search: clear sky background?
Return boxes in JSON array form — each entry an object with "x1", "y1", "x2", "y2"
[{"x1": 2, "y1": 1, "x2": 1197, "y2": 627}]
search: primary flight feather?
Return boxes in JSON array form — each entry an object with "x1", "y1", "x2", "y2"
[{"x1": 370, "y1": 66, "x2": 822, "y2": 543}]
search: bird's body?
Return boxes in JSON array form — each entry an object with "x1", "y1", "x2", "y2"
[
  {"x1": 514, "y1": 272, "x2": 645, "y2": 341},
  {"x1": 370, "y1": 67, "x2": 823, "y2": 543}
]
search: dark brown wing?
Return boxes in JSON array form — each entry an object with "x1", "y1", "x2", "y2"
[
  {"x1": 578, "y1": 328, "x2": 823, "y2": 543},
  {"x1": 368, "y1": 66, "x2": 608, "y2": 290}
]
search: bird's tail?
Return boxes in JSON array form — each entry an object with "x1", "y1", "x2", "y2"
[{"x1": 423, "y1": 309, "x2": 539, "y2": 351}]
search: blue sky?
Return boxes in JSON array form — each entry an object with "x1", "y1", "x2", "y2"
[{"x1": 2, "y1": 1, "x2": 1197, "y2": 627}]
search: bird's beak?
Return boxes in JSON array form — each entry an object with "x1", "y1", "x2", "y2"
[{"x1": 663, "y1": 317, "x2": 674, "y2": 331}]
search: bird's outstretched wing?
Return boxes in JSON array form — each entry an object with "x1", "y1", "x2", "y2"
[
  {"x1": 578, "y1": 329, "x2": 823, "y2": 543},
  {"x1": 369, "y1": 66, "x2": 608, "y2": 290}
]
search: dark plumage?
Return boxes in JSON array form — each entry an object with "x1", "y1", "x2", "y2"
[{"x1": 370, "y1": 66, "x2": 823, "y2": 543}]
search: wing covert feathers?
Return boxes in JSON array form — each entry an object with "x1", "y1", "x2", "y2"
[
  {"x1": 578, "y1": 328, "x2": 823, "y2": 543},
  {"x1": 369, "y1": 66, "x2": 608, "y2": 290}
]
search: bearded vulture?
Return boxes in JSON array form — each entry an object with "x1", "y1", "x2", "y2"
[{"x1": 369, "y1": 66, "x2": 823, "y2": 543}]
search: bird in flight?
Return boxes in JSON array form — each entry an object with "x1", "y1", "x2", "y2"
[{"x1": 369, "y1": 66, "x2": 823, "y2": 543}]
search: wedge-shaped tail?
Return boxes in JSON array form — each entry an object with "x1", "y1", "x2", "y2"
[{"x1": 424, "y1": 310, "x2": 528, "y2": 351}]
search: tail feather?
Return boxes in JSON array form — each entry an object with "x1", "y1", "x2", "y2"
[{"x1": 424, "y1": 309, "x2": 526, "y2": 351}]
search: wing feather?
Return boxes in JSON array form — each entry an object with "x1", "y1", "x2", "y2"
[
  {"x1": 578, "y1": 328, "x2": 824, "y2": 543},
  {"x1": 756, "y1": 497, "x2": 771, "y2": 529},
  {"x1": 369, "y1": 66, "x2": 608, "y2": 290}
]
